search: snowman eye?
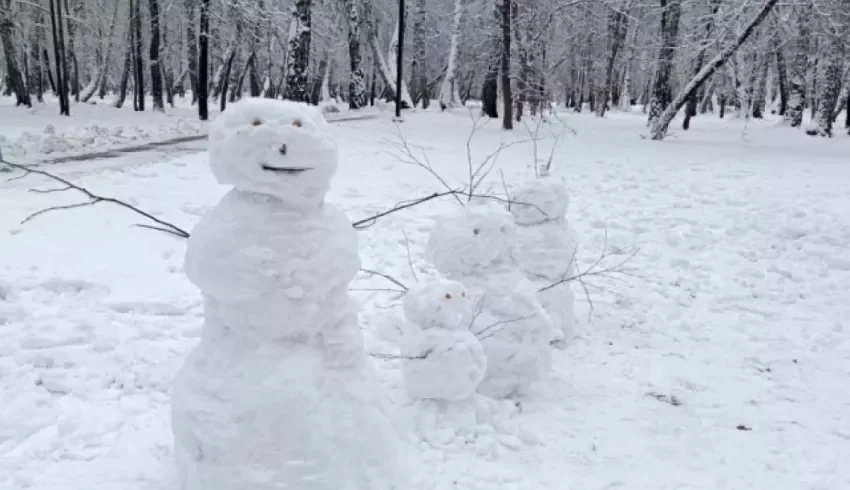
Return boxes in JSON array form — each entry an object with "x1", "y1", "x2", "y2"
[
  {"x1": 473, "y1": 228, "x2": 480, "y2": 236},
  {"x1": 444, "y1": 293, "x2": 452, "y2": 300},
  {"x1": 252, "y1": 119, "x2": 263, "y2": 127},
  {"x1": 292, "y1": 119, "x2": 303, "y2": 128},
  {"x1": 461, "y1": 292, "x2": 466, "y2": 297}
]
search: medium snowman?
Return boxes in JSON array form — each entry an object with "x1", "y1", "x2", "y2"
[
  {"x1": 510, "y1": 176, "x2": 577, "y2": 345},
  {"x1": 424, "y1": 201, "x2": 553, "y2": 399},
  {"x1": 170, "y1": 98, "x2": 407, "y2": 490}
]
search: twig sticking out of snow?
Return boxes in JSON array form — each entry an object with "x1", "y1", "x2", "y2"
[
  {"x1": 358, "y1": 268, "x2": 409, "y2": 292},
  {"x1": 0, "y1": 158, "x2": 191, "y2": 239},
  {"x1": 401, "y1": 231, "x2": 419, "y2": 283}
]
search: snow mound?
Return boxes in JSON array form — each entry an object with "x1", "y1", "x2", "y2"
[{"x1": 510, "y1": 176, "x2": 569, "y2": 225}]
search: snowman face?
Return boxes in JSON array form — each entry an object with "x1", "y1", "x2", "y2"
[
  {"x1": 425, "y1": 201, "x2": 516, "y2": 275},
  {"x1": 403, "y1": 279, "x2": 472, "y2": 331},
  {"x1": 209, "y1": 98, "x2": 338, "y2": 208},
  {"x1": 510, "y1": 177, "x2": 569, "y2": 225}
]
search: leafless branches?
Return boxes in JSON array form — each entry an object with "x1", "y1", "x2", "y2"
[
  {"x1": 0, "y1": 158, "x2": 190, "y2": 238},
  {"x1": 358, "y1": 267, "x2": 409, "y2": 293}
]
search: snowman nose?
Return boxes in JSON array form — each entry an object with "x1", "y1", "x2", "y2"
[{"x1": 278, "y1": 144, "x2": 287, "y2": 156}]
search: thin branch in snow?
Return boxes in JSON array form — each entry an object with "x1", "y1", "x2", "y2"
[
  {"x1": 358, "y1": 268, "x2": 409, "y2": 292},
  {"x1": 402, "y1": 231, "x2": 419, "y2": 283},
  {"x1": 0, "y1": 158, "x2": 190, "y2": 238}
]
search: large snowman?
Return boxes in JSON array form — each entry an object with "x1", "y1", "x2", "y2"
[
  {"x1": 171, "y1": 98, "x2": 407, "y2": 490},
  {"x1": 510, "y1": 176, "x2": 577, "y2": 344},
  {"x1": 424, "y1": 201, "x2": 553, "y2": 399}
]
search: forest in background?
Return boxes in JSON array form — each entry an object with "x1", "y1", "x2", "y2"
[{"x1": 0, "y1": 0, "x2": 848, "y2": 139}]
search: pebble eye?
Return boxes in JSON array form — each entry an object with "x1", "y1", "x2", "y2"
[
  {"x1": 461, "y1": 292, "x2": 466, "y2": 297},
  {"x1": 252, "y1": 119, "x2": 263, "y2": 127},
  {"x1": 292, "y1": 119, "x2": 303, "y2": 128},
  {"x1": 444, "y1": 293, "x2": 452, "y2": 300},
  {"x1": 473, "y1": 228, "x2": 480, "y2": 236}
]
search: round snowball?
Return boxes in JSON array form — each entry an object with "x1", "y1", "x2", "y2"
[
  {"x1": 403, "y1": 279, "x2": 472, "y2": 331},
  {"x1": 402, "y1": 330, "x2": 487, "y2": 401},
  {"x1": 425, "y1": 201, "x2": 516, "y2": 275},
  {"x1": 209, "y1": 98, "x2": 337, "y2": 209},
  {"x1": 510, "y1": 177, "x2": 569, "y2": 225}
]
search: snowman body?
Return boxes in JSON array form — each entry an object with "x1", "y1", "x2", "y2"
[
  {"x1": 511, "y1": 177, "x2": 577, "y2": 344},
  {"x1": 424, "y1": 202, "x2": 552, "y2": 399},
  {"x1": 171, "y1": 98, "x2": 405, "y2": 490}
]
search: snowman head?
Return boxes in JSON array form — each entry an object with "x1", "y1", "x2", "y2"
[
  {"x1": 425, "y1": 201, "x2": 516, "y2": 275},
  {"x1": 208, "y1": 98, "x2": 337, "y2": 209},
  {"x1": 403, "y1": 279, "x2": 472, "y2": 331},
  {"x1": 510, "y1": 176, "x2": 569, "y2": 225}
]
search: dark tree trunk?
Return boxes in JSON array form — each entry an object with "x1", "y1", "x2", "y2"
[
  {"x1": 597, "y1": 8, "x2": 629, "y2": 117},
  {"x1": 198, "y1": 0, "x2": 209, "y2": 119},
  {"x1": 43, "y1": 48, "x2": 57, "y2": 94},
  {"x1": 131, "y1": 0, "x2": 145, "y2": 111},
  {"x1": 683, "y1": 0, "x2": 719, "y2": 130},
  {"x1": 114, "y1": 43, "x2": 132, "y2": 108},
  {"x1": 648, "y1": 0, "x2": 682, "y2": 125},
  {"x1": 185, "y1": 0, "x2": 199, "y2": 104},
  {"x1": 499, "y1": 0, "x2": 512, "y2": 130},
  {"x1": 481, "y1": 15, "x2": 500, "y2": 120},
  {"x1": 283, "y1": 0, "x2": 311, "y2": 102},
  {"x1": 219, "y1": 49, "x2": 236, "y2": 112},
  {"x1": 0, "y1": 4, "x2": 32, "y2": 107},
  {"x1": 774, "y1": 34, "x2": 789, "y2": 116},
  {"x1": 148, "y1": 0, "x2": 165, "y2": 110},
  {"x1": 63, "y1": 0, "x2": 79, "y2": 101},
  {"x1": 410, "y1": 0, "x2": 427, "y2": 107},
  {"x1": 346, "y1": 0, "x2": 365, "y2": 109},
  {"x1": 751, "y1": 50, "x2": 769, "y2": 118},
  {"x1": 49, "y1": 0, "x2": 70, "y2": 115},
  {"x1": 310, "y1": 55, "x2": 328, "y2": 105}
]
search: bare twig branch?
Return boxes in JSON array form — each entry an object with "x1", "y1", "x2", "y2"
[
  {"x1": 358, "y1": 268, "x2": 409, "y2": 292},
  {"x1": 0, "y1": 159, "x2": 191, "y2": 238},
  {"x1": 401, "y1": 231, "x2": 419, "y2": 283}
]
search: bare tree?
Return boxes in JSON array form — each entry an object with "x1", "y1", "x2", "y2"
[{"x1": 0, "y1": 0, "x2": 31, "y2": 107}]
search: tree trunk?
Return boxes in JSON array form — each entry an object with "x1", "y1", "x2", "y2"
[
  {"x1": 219, "y1": 49, "x2": 236, "y2": 112},
  {"x1": 650, "y1": 0, "x2": 779, "y2": 140},
  {"x1": 809, "y1": 18, "x2": 846, "y2": 137},
  {"x1": 185, "y1": 0, "x2": 199, "y2": 104},
  {"x1": 774, "y1": 32, "x2": 789, "y2": 116},
  {"x1": 648, "y1": 0, "x2": 682, "y2": 126},
  {"x1": 481, "y1": 10, "x2": 500, "y2": 119},
  {"x1": 683, "y1": 0, "x2": 719, "y2": 130},
  {"x1": 63, "y1": 0, "x2": 80, "y2": 101},
  {"x1": 49, "y1": 0, "x2": 69, "y2": 114},
  {"x1": 283, "y1": 0, "x2": 311, "y2": 102},
  {"x1": 410, "y1": 0, "x2": 427, "y2": 107},
  {"x1": 438, "y1": 0, "x2": 464, "y2": 111},
  {"x1": 786, "y1": 4, "x2": 810, "y2": 127},
  {"x1": 597, "y1": 7, "x2": 628, "y2": 117},
  {"x1": 386, "y1": 17, "x2": 413, "y2": 109},
  {"x1": 345, "y1": 0, "x2": 365, "y2": 109},
  {"x1": 751, "y1": 47, "x2": 770, "y2": 118},
  {"x1": 131, "y1": 0, "x2": 145, "y2": 111},
  {"x1": 499, "y1": 0, "x2": 513, "y2": 130},
  {"x1": 0, "y1": 2, "x2": 32, "y2": 107},
  {"x1": 198, "y1": 0, "x2": 209, "y2": 120},
  {"x1": 147, "y1": 0, "x2": 165, "y2": 111}
]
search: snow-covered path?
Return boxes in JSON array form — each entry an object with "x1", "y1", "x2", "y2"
[{"x1": 1, "y1": 111, "x2": 849, "y2": 489}]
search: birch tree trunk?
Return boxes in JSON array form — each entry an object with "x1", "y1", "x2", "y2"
[
  {"x1": 438, "y1": 0, "x2": 464, "y2": 111},
  {"x1": 386, "y1": 17, "x2": 413, "y2": 108},
  {"x1": 345, "y1": 0, "x2": 365, "y2": 109},
  {"x1": 786, "y1": 3, "x2": 811, "y2": 127},
  {"x1": 283, "y1": 0, "x2": 311, "y2": 102}
]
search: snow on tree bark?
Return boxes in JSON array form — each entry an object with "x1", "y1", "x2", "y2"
[
  {"x1": 283, "y1": 0, "x2": 312, "y2": 103},
  {"x1": 647, "y1": 0, "x2": 682, "y2": 126},
  {"x1": 48, "y1": 0, "x2": 69, "y2": 115},
  {"x1": 438, "y1": 0, "x2": 464, "y2": 111},
  {"x1": 650, "y1": 0, "x2": 779, "y2": 140},
  {"x1": 0, "y1": 0, "x2": 31, "y2": 107},
  {"x1": 185, "y1": 0, "x2": 199, "y2": 104},
  {"x1": 411, "y1": 0, "x2": 428, "y2": 108},
  {"x1": 597, "y1": 5, "x2": 629, "y2": 117},
  {"x1": 386, "y1": 17, "x2": 414, "y2": 108},
  {"x1": 345, "y1": 0, "x2": 366, "y2": 109},
  {"x1": 810, "y1": 8, "x2": 847, "y2": 138},
  {"x1": 786, "y1": 3, "x2": 811, "y2": 127},
  {"x1": 751, "y1": 47, "x2": 770, "y2": 119}
]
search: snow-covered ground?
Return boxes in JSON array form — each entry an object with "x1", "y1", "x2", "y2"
[{"x1": 1, "y1": 107, "x2": 850, "y2": 489}]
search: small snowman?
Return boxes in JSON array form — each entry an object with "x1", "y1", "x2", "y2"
[
  {"x1": 510, "y1": 176, "x2": 577, "y2": 345},
  {"x1": 171, "y1": 98, "x2": 408, "y2": 490},
  {"x1": 401, "y1": 280, "x2": 487, "y2": 414},
  {"x1": 424, "y1": 201, "x2": 552, "y2": 399}
]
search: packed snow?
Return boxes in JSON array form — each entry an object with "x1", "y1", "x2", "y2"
[{"x1": 2, "y1": 103, "x2": 850, "y2": 490}]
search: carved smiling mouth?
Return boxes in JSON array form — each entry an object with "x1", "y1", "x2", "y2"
[{"x1": 261, "y1": 165, "x2": 313, "y2": 174}]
